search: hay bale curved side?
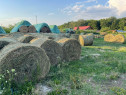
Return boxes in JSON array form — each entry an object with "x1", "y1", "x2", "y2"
[
  {"x1": 19, "y1": 25, "x2": 29, "y2": 33},
  {"x1": 28, "y1": 25, "x2": 37, "y2": 33},
  {"x1": 0, "y1": 44, "x2": 50, "y2": 83},
  {"x1": 34, "y1": 23, "x2": 51, "y2": 33},
  {"x1": 0, "y1": 37, "x2": 19, "y2": 50},
  {"x1": 79, "y1": 35, "x2": 93, "y2": 46},
  {"x1": 18, "y1": 35, "x2": 36, "y2": 43},
  {"x1": 30, "y1": 38, "x2": 63, "y2": 65},
  {"x1": 6, "y1": 32, "x2": 26, "y2": 39},
  {"x1": 104, "y1": 34, "x2": 115, "y2": 42},
  {"x1": 115, "y1": 34, "x2": 126, "y2": 44},
  {"x1": 57, "y1": 38, "x2": 81, "y2": 62}
]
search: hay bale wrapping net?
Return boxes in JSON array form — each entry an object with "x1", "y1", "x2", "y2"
[
  {"x1": 30, "y1": 37, "x2": 63, "y2": 65},
  {"x1": 0, "y1": 44, "x2": 50, "y2": 84},
  {"x1": 18, "y1": 35, "x2": 36, "y2": 43},
  {"x1": 57, "y1": 38, "x2": 81, "y2": 62}
]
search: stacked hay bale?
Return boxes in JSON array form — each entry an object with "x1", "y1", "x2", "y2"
[
  {"x1": 104, "y1": 34, "x2": 126, "y2": 44},
  {"x1": 0, "y1": 37, "x2": 18, "y2": 50},
  {"x1": 57, "y1": 38, "x2": 81, "y2": 62},
  {"x1": 0, "y1": 43, "x2": 50, "y2": 83},
  {"x1": 10, "y1": 20, "x2": 36, "y2": 33},
  {"x1": 30, "y1": 37, "x2": 63, "y2": 65},
  {"x1": 79, "y1": 34, "x2": 94, "y2": 46},
  {"x1": 34, "y1": 23, "x2": 51, "y2": 33},
  {"x1": 70, "y1": 34, "x2": 79, "y2": 41},
  {"x1": 18, "y1": 35, "x2": 36, "y2": 43}
]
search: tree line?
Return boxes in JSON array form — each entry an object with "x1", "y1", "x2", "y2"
[{"x1": 58, "y1": 17, "x2": 126, "y2": 31}]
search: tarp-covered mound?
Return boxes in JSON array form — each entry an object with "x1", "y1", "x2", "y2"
[
  {"x1": 10, "y1": 20, "x2": 31, "y2": 33},
  {"x1": 34, "y1": 23, "x2": 51, "y2": 33},
  {"x1": 49, "y1": 25, "x2": 60, "y2": 34},
  {"x1": 0, "y1": 26, "x2": 6, "y2": 34}
]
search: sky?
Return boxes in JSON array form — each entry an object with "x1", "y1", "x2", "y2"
[{"x1": 0, "y1": 0, "x2": 126, "y2": 26}]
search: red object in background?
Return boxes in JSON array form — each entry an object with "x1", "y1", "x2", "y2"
[{"x1": 74, "y1": 26, "x2": 92, "y2": 30}]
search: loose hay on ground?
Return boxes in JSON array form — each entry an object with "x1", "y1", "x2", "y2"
[
  {"x1": 30, "y1": 38, "x2": 63, "y2": 65},
  {"x1": 57, "y1": 38, "x2": 81, "y2": 62},
  {"x1": 0, "y1": 44, "x2": 50, "y2": 83}
]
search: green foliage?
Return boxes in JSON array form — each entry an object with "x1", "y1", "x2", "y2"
[
  {"x1": 100, "y1": 27, "x2": 110, "y2": 32},
  {"x1": 2, "y1": 25, "x2": 14, "y2": 33},
  {"x1": 48, "y1": 89, "x2": 68, "y2": 95},
  {"x1": 110, "y1": 87, "x2": 126, "y2": 95},
  {"x1": 58, "y1": 17, "x2": 126, "y2": 31},
  {"x1": 0, "y1": 69, "x2": 34, "y2": 95},
  {"x1": 124, "y1": 26, "x2": 126, "y2": 31}
]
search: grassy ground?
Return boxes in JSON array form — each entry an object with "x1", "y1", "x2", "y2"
[{"x1": 42, "y1": 38, "x2": 126, "y2": 95}]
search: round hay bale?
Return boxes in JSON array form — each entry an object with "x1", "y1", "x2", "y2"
[
  {"x1": 70, "y1": 34, "x2": 79, "y2": 40},
  {"x1": 57, "y1": 38, "x2": 81, "y2": 62},
  {"x1": 28, "y1": 25, "x2": 36, "y2": 33},
  {"x1": 79, "y1": 35, "x2": 93, "y2": 46},
  {"x1": 0, "y1": 44, "x2": 50, "y2": 83},
  {"x1": 40, "y1": 26, "x2": 51, "y2": 33},
  {"x1": 19, "y1": 25, "x2": 28, "y2": 33},
  {"x1": 104, "y1": 34, "x2": 115, "y2": 42},
  {"x1": 30, "y1": 38, "x2": 63, "y2": 65},
  {"x1": 115, "y1": 34, "x2": 126, "y2": 44},
  {"x1": 18, "y1": 35, "x2": 36, "y2": 43}
]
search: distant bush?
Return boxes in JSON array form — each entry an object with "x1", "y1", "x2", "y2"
[
  {"x1": 75, "y1": 30, "x2": 99, "y2": 34},
  {"x1": 100, "y1": 27, "x2": 110, "y2": 32},
  {"x1": 2, "y1": 25, "x2": 15, "y2": 33}
]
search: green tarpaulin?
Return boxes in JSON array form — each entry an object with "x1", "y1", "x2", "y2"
[
  {"x1": 49, "y1": 25, "x2": 60, "y2": 34},
  {"x1": 10, "y1": 20, "x2": 31, "y2": 33},
  {"x1": 0, "y1": 26, "x2": 6, "y2": 34},
  {"x1": 34, "y1": 23, "x2": 50, "y2": 33}
]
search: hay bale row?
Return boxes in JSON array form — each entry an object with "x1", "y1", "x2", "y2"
[
  {"x1": 104, "y1": 34, "x2": 126, "y2": 44},
  {"x1": 19, "y1": 25, "x2": 36, "y2": 33},
  {"x1": 79, "y1": 34, "x2": 94, "y2": 46}
]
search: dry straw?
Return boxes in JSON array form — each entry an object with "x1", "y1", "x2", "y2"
[
  {"x1": 30, "y1": 37, "x2": 63, "y2": 65},
  {"x1": 115, "y1": 34, "x2": 126, "y2": 44},
  {"x1": 57, "y1": 38, "x2": 81, "y2": 62},
  {"x1": 0, "y1": 43, "x2": 50, "y2": 84},
  {"x1": 104, "y1": 34, "x2": 116, "y2": 42}
]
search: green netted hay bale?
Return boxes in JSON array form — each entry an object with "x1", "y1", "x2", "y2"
[
  {"x1": 70, "y1": 34, "x2": 79, "y2": 41},
  {"x1": 6, "y1": 32, "x2": 26, "y2": 39},
  {"x1": 30, "y1": 38, "x2": 63, "y2": 65},
  {"x1": 0, "y1": 43, "x2": 50, "y2": 83},
  {"x1": 57, "y1": 38, "x2": 81, "y2": 62}
]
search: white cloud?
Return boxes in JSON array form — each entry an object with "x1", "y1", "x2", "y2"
[
  {"x1": 108, "y1": 0, "x2": 126, "y2": 15},
  {"x1": 48, "y1": 13, "x2": 55, "y2": 16},
  {"x1": 71, "y1": 5, "x2": 84, "y2": 12},
  {"x1": 62, "y1": 0, "x2": 126, "y2": 21}
]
